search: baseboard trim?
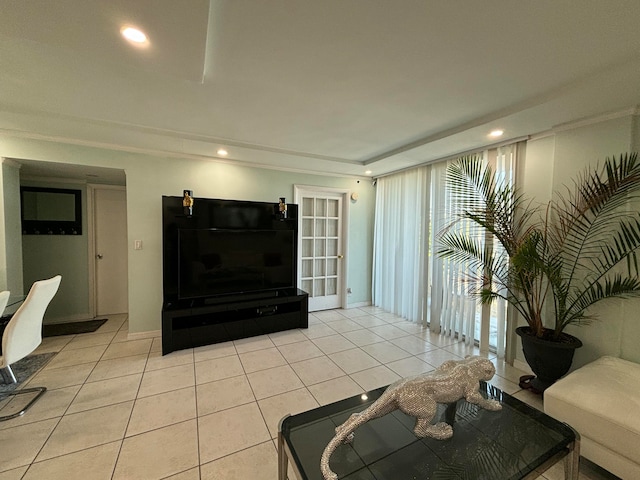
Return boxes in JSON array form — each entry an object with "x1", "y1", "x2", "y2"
[
  {"x1": 127, "y1": 330, "x2": 161, "y2": 341},
  {"x1": 513, "y1": 358, "x2": 534, "y2": 375},
  {"x1": 346, "y1": 301, "x2": 371, "y2": 308},
  {"x1": 43, "y1": 314, "x2": 93, "y2": 325}
]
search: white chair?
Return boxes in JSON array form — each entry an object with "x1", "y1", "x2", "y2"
[
  {"x1": 0, "y1": 291, "x2": 10, "y2": 318},
  {"x1": 0, "y1": 275, "x2": 62, "y2": 421},
  {"x1": 0, "y1": 290, "x2": 10, "y2": 354}
]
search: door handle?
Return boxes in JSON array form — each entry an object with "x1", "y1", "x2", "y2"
[
  {"x1": 96, "y1": 254, "x2": 103, "y2": 259},
  {"x1": 337, "y1": 255, "x2": 344, "y2": 259}
]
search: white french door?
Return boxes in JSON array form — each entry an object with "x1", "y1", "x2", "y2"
[{"x1": 294, "y1": 186, "x2": 348, "y2": 311}]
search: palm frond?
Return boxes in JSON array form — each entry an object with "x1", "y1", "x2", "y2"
[
  {"x1": 437, "y1": 152, "x2": 640, "y2": 340},
  {"x1": 559, "y1": 275, "x2": 640, "y2": 333}
]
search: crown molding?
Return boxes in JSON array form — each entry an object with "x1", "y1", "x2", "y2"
[
  {"x1": 552, "y1": 106, "x2": 639, "y2": 133},
  {"x1": 373, "y1": 136, "x2": 529, "y2": 179},
  {"x1": 0, "y1": 104, "x2": 359, "y2": 165},
  {"x1": 528, "y1": 129, "x2": 556, "y2": 142},
  {"x1": 0, "y1": 128, "x2": 370, "y2": 181},
  {"x1": 529, "y1": 106, "x2": 639, "y2": 142}
]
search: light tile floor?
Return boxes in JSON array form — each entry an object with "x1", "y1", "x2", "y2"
[{"x1": 0, "y1": 308, "x2": 619, "y2": 479}]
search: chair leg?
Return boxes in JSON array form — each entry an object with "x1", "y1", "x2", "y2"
[
  {"x1": 1, "y1": 365, "x2": 17, "y2": 384},
  {"x1": 0, "y1": 387, "x2": 47, "y2": 421}
]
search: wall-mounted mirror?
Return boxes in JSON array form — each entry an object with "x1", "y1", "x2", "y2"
[{"x1": 21, "y1": 187, "x2": 82, "y2": 235}]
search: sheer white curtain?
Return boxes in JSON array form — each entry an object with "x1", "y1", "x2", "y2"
[
  {"x1": 430, "y1": 146, "x2": 517, "y2": 356},
  {"x1": 429, "y1": 158, "x2": 485, "y2": 348},
  {"x1": 491, "y1": 144, "x2": 517, "y2": 358},
  {"x1": 372, "y1": 143, "x2": 521, "y2": 357},
  {"x1": 372, "y1": 166, "x2": 430, "y2": 323}
]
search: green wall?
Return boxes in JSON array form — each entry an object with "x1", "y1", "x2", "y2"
[
  {"x1": 0, "y1": 160, "x2": 23, "y2": 293},
  {"x1": 20, "y1": 180, "x2": 90, "y2": 323},
  {"x1": 0, "y1": 137, "x2": 375, "y2": 333},
  {"x1": 521, "y1": 113, "x2": 640, "y2": 368},
  {"x1": 6, "y1": 112, "x2": 635, "y2": 366}
]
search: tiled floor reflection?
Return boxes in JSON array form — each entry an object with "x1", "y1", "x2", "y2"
[{"x1": 0, "y1": 310, "x2": 618, "y2": 479}]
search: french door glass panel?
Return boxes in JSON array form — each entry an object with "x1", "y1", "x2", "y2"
[{"x1": 297, "y1": 191, "x2": 344, "y2": 311}]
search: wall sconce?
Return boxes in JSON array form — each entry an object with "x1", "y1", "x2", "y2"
[
  {"x1": 278, "y1": 197, "x2": 287, "y2": 219},
  {"x1": 183, "y1": 190, "x2": 194, "y2": 217}
]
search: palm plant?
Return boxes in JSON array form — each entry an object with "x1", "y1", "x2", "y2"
[{"x1": 437, "y1": 153, "x2": 640, "y2": 341}]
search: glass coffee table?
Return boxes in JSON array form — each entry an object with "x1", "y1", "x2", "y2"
[{"x1": 278, "y1": 382, "x2": 579, "y2": 480}]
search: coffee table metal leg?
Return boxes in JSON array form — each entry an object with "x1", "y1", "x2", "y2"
[
  {"x1": 564, "y1": 425, "x2": 580, "y2": 480},
  {"x1": 278, "y1": 414, "x2": 296, "y2": 480},
  {"x1": 277, "y1": 430, "x2": 288, "y2": 480}
]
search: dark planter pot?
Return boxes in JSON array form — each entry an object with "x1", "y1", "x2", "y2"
[{"x1": 516, "y1": 326, "x2": 583, "y2": 393}]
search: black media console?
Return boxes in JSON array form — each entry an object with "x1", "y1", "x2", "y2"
[
  {"x1": 162, "y1": 288, "x2": 308, "y2": 355},
  {"x1": 161, "y1": 196, "x2": 308, "y2": 355}
]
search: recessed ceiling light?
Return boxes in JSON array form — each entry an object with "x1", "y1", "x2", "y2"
[
  {"x1": 489, "y1": 129, "x2": 504, "y2": 138},
  {"x1": 120, "y1": 26, "x2": 148, "y2": 44},
  {"x1": 217, "y1": 149, "x2": 228, "y2": 156},
  {"x1": 365, "y1": 170, "x2": 372, "y2": 175}
]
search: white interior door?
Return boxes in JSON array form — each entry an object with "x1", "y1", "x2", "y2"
[
  {"x1": 94, "y1": 188, "x2": 128, "y2": 315},
  {"x1": 295, "y1": 187, "x2": 347, "y2": 311}
]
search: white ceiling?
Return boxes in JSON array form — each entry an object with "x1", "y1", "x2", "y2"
[{"x1": 2, "y1": 0, "x2": 640, "y2": 178}]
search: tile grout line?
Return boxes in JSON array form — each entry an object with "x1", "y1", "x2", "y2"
[
  {"x1": 110, "y1": 332, "x2": 152, "y2": 479},
  {"x1": 11, "y1": 317, "x2": 130, "y2": 478},
  {"x1": 3, "y1": 310, "x2": 544, "y2": 479},
  {"x1": 17, "y1": 332, "x2": 91, "y2": 473},
  {"x1": 191, "y1": 349, "x2": 202, "y2": 480}
]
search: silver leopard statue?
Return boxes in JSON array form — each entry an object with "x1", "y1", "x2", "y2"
[{"x1": 320, "y1": 355, "x2": 502, "y2": 480}]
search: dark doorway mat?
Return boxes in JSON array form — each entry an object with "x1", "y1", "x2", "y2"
[{"x1": 42, "y1": 318, "x2": 108, "y2": 337}]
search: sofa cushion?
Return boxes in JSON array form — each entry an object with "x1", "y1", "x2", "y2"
[{"x1": 544, "y1": 356, "x2": 640, "y2": 465}]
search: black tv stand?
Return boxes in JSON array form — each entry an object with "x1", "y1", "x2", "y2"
[
  {"x1": 162, "y1": 288, "x2": 308, "y2": 355},
  {"x1": 162, "y1": 196, "x2": 307, "y2": 355},
  {"x1": 201, "y1": 289, "x2": 279, "y2": 306}
]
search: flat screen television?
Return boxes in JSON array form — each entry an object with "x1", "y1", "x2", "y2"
[{"x1": 178, "y1": 228, "x2": 295, "y2": 299}]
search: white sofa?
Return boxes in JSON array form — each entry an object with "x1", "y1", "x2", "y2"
[{"x1": 544, "y1": 356, "x2": 640, "y2": 480}]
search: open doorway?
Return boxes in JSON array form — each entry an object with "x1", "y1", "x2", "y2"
[{"x1": 15, "y1": 159, "x2": 127, "y2": 324}]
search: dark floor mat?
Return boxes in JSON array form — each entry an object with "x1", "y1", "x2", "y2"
[
  {"x1": 42, "y1": 318, "x2": 108, "y2": 337},
  {"x1": 0, "y1": 352, "x2": 56, "y2": 393}
]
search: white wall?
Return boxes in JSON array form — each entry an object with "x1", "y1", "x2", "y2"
[
  {"x1": 520, "y1": 113, "x2": 640, "y2": 368},
  {"x1": 0, "y1": 137, "x2": 375, "y2": 333},
  {"x1": 519, "y1": 135, "x2": 554, "y2": 207},
  {"x1": 633, "y1": 113, "x2": 640, "y2": 152}
]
